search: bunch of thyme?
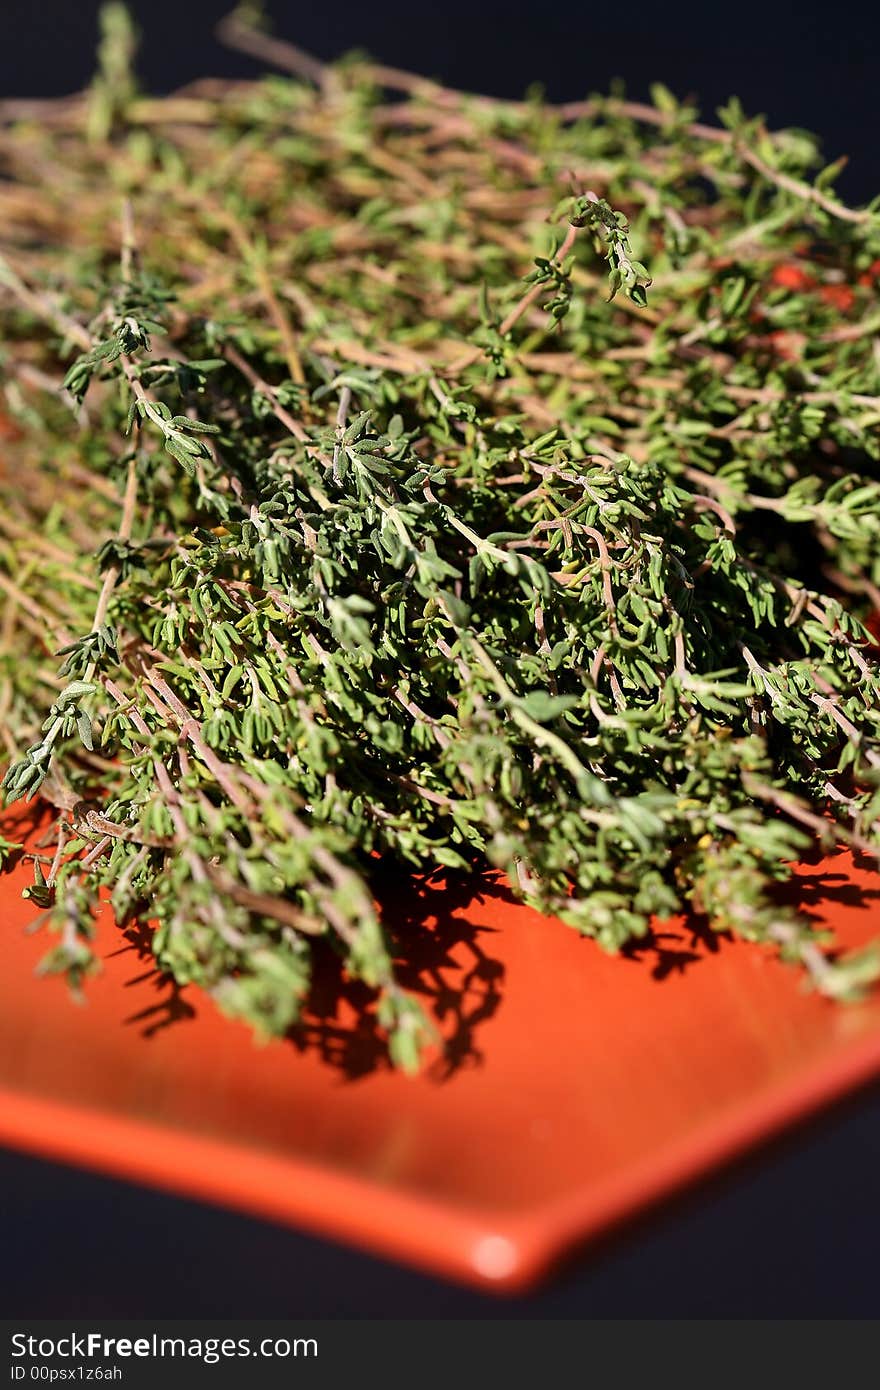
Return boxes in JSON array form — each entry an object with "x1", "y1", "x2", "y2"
[{"x1": 2, "y1": 5, "x2": 880, "y2": 1066}]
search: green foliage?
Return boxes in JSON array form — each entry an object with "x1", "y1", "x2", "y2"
[
  {"x1": 568, "y1": 193, "x2": 653, "y2": 305},
  {"x1": 1, "y1": 6, "x2": 880, "y2": 1064}
]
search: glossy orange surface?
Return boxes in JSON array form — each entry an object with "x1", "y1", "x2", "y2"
[{"x1": 2, "y1": 806, "x2": 880, "y2": 1291}]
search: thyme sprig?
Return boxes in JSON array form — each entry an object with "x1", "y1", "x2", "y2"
[{"x1": 2, "y1": 4, "x2": 880, "y2": 1064}]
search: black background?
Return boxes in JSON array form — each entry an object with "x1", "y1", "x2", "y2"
[
  {"x1": 0, "y1": 0, "x2": 877, "y2": 202},
  {"x1": 1, "y1": 0, "x2": 879, "y2": 1319}
]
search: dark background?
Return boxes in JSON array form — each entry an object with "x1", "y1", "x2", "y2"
[
  {"x1": 0, "y1": 0, "x2": 878, "y2": 202},
  {"x1": 1, "y1": 0, "x2": 879, "y2": 1319}
]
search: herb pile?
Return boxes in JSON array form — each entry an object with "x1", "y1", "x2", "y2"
[{"x1": 2, "y1": 5, "x2": 880, "y2": 1067}]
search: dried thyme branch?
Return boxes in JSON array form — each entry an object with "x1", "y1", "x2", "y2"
[{"x1": 1, "y1": 4, "x2": 880, "y2": 1064}]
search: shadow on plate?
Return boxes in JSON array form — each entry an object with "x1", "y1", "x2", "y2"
[{"x1": 7, "y1": 801, "x2": 880, "y2": 1083}]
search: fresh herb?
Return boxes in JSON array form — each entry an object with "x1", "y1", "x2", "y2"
[{"x1": 2, "y1": 5, "x2": 880, "y2": 1066}]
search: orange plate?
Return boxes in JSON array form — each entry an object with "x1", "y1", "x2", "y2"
[{"x1": 2, "y1": 806, "x2": 880, "y2": 1292}]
